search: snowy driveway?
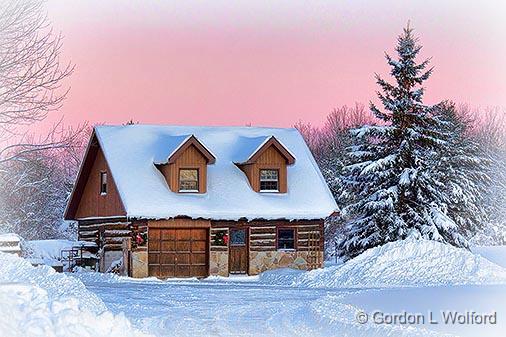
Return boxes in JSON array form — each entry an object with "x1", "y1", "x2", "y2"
[{"x1": 75, "y1": 273, "x2": 505, "y2": 337}]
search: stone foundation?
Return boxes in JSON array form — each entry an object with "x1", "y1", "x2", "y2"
[
  {"x1": 209, "y1": 251, "x2": 228, "y2": 276},
  {"x1": 249, "y1": 251, "x2": 322, "y2": 275}
]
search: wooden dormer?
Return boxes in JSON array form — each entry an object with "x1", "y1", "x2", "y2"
[
  {"x1": 236, "y1": 136, "x2": 296, "y2": 193},
  {"x1": 156, "y1": 135, "x2": 216, "y2": 193}
]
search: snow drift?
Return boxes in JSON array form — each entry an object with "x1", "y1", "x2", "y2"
[
  {"x1": 24, "y1": 239, "x2": 78, "y2": 261},
  {"x1": 0, "y1": 252, "x2": 149, "y2": 337},
  {"x1": 261, "y1": 239, "x2": 506, "y2": 288}
]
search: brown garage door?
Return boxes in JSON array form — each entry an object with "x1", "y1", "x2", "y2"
[{"x1": 148, "y1": 228, "x2": 208, "y2": 278}]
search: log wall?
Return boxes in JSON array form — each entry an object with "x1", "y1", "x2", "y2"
[{"x1": 210, "y1": 220, "x2": 323, "y2": 253}]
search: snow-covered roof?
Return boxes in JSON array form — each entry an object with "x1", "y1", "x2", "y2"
[
  {"x1": 234, "y1": 135, "x2": 296, "y2": 165},
  {"x1": 93, "y1": 125, "x2": 338, "y2": 221},
  {"x1": 0, "y1": 233, "x2": 21, "y2": 243}
]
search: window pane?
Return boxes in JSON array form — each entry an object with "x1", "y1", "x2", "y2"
[
  {"x1": 260, "y1": 169, "x2": 279, "y2": 191},
  {"x1": 277, "y1": 229, "x2": 295, "y2": 250},
  {"x1": 100, "y1": 172, "x2": 107, "y2": 194},
  {"x1": 180, "y1": 180, "x2": 198, "y2": 191},
  {"x1": 260, "y1": 181, "x2": 278, "y2": 191},
  {"x1": 180, "y1": 169, "x2": 198, "y2": 180},
  {"x1": 179, "y1": 169, "x2": 198, "y2": 191},
  {"x1": 260, "y1": 169, "x2": 278, "y2": 180},
  {"x1": 230, "y1": 230, "x2": 246, "y2": 245}
]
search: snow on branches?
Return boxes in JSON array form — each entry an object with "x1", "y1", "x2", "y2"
[{"x1": 337, "y1": 25, "x2": 488, "y2": 259}]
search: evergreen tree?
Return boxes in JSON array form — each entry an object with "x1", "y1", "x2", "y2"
[
  {"x1": 432, "y1": 101, "x2": 490, "y2": 238},
  {"x1": 338, "y1": 25, "x2": 468, "y2": 259}
]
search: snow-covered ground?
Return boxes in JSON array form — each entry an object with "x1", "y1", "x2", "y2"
[
  {"x1": 0, "y1": 252, "x2": 149, "y2": 337},
  {"x1": 75, "y1": 272, "x2": 505, "y2": 337},
  {"x1": 73, "y1": 240, "x2": 506, "y2": 337},
  {"x1": 472, "y1": 245, "x2": 506, "y2": 268},
  {"x1": 2, "y1": 239, "x2": 505, "y2": 337}
]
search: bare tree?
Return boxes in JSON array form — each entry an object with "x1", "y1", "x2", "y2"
[
  {"x1": 471, "y1": 106, "x2": 506, "y2": 245},
  {"x1": 0, "y1": 0, "x2": 74, "y2": 164},
  {"x1": 296, "y1": 104, "x2": 374, "y2": 258},
  {"x1": 0, "y1": 0, "x2": 84, "y2": 239},
  {"x1": 0, "y1": 123, "x2": 89, "y2": 239}
]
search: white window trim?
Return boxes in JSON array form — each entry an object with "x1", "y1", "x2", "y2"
[
  {"x1": 259, "y1": 169, "x2": 279, "y2": 192},
  {"x1": 179, "y1": 189, "x2": 199, "y2": 193},
  {"x1": 277, "y1": 248, "x2": 296, "y2": 252}
]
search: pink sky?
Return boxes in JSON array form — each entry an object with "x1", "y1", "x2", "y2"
[{"x1": 42, "y1": 0, "x2": 506, "y2": 130}]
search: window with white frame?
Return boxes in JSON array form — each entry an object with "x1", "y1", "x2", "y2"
[{"x1": 259, "y1": 169, "x2": 279, "y2": 192}]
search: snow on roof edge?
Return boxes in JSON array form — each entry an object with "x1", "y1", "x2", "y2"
[
  {"x1": 152, "y1": 134, "x2": 192, "y2": 165},
  {"x1": 94, "y1": 128, "x2": 131, "y2": 215},
  {"x1": 235, "y1": 135, "x2": 298, "y2": 165},
  {"x1": 292, "y1": 130, "x2": 340, "y2": 214}
]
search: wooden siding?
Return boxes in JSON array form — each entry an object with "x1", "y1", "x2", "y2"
[
  {"x1": 158, "y1": 144, "x2": 208, "y2": 193},
  {"x1": 239, "y1": 145, "x2": 288, "y2": 193},
  {"x1": 75, "y1": 147, "x2": 125, "y2": 219}
]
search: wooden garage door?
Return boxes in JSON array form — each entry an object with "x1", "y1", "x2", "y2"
[{"x1": 148, "y1": 228, "x2": 208, "y2": 278}]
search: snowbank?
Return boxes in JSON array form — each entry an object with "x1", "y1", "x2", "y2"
[
  {"x1": 260, "y1": 239, "x2": 506, "y2": 288},
  {"x1": 472, "y1": 245, "x2": 506, "y2": 268},
  {"x1": 24, "y1": 239, "x2": 76, "y2": 260},
  {"x1": 0, "y1": 253, "x2": 150, "y2": 337},
  {"x1": 23, "y1": 239, "x2": 98, "y2": 269},
  {"x1": 24, "y1": 239, "x2": 97, "y2": 260}
]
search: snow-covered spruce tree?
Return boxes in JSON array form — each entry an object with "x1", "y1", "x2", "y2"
[
  {"x1": 431, "y1": 101, "x2": 490, "y2": 239},
  {"x1": 338, "y1": 25, "x2": 469, "y2": 259}
]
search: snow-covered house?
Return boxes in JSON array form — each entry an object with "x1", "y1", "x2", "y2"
[{"x1": 64, "y1": 125, "x2": 337, "y2": 278}]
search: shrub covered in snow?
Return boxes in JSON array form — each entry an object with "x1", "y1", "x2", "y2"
[{"x1": 260, "y1": 239, "x2": 506, "y2": 288}]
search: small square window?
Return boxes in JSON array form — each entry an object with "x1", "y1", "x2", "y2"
[
  {"x1": 100, "y1": 172, "x2": 107, "y2": 195},
  {"x1": 179, "y1": 169, "x2": 199, "y2": 192},
  {"x1": 277, "y1": 228, "x2": 295, "y2": 250},
  {"x1": 230, "y1": 229, "x2": 246, "y2": 246},
  {"x1": 260, "y1": 169, "x2": 279, "y2": 192}
]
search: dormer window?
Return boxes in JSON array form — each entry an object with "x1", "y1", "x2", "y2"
[
  {"x1": 260, "y1": 169, "x2": 279, "y2": 192},
  {"x1": 179, "y1": 168, "x2": 199, "y2": 192},
  {"x1": 100, "y1": 171, "x2": 107, "y2": 195},
  {"x1": 155, "y1": 135, "x2": 216, "y2": 194},
  {"x1": 235, "y1": 136, "x2": 296, "y2": 194}
]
